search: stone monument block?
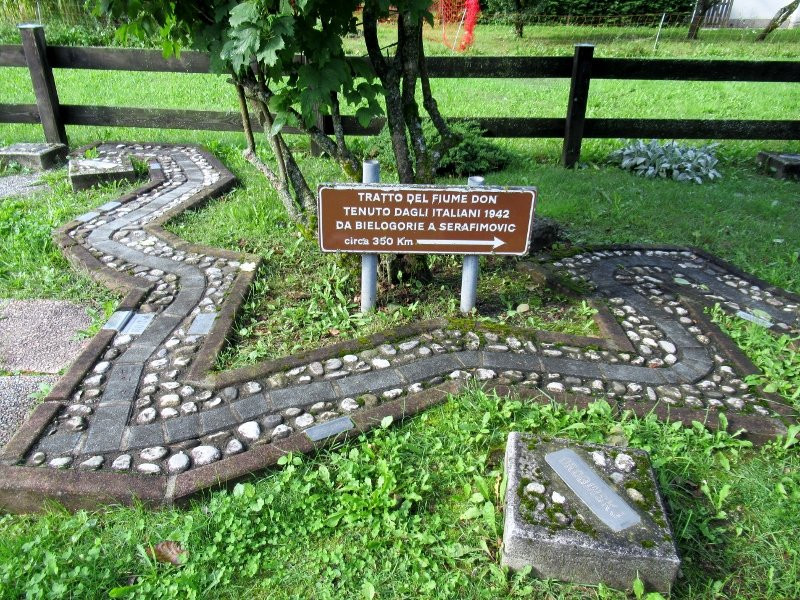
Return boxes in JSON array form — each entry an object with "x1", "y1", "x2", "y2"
[
  {"x1": 0, "y1": 143, "x2": 67, "y2": 170},
  {"x1": 757, "y1": 151, "x2": 800, "y2": 180},
  {"x1": 502, "y1": 433, "x2": 680, "y2": 593},
  {"x1": 69, "y1": 154, "x2": 137, "y2": 191}
]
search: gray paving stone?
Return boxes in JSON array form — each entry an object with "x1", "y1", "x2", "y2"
[
  {"x1": 102, "y1": 364, "x2": 143, "y2": 404},
  {"x1": 397, "y1": 354, "x2": 462, "y2": 382},
  {"x1": 83, "y1": 421, "x2": 126, "y2": 454},
  {"x1": 126, "y1": 423, "x2": 165, "y2": 449},
  {"x1": 483, "y1": 352, "x2": 544, "y2": 373},
  {"x1": 165, "y1": 414, "x2": 201, "y2": 443},
  {"x1": 599, "y1": 363, "x2": 668, "y2": 385},
  {"x1": 455, "y1": 350, "x2": 483, "y2": 368},
  {"x1": 200, "y1": 407, "x2": 239, "y2": 434},
  {"x1": 539, "y1": 358, "x2": 604, "y2": 379},
  {"x1": 231, "y1": 393, "x2": 269, "y2": 421},
  {"x1": 93, "y1": 403, "x2": 132, "y2": 422},
  {"x1": 269, "y1": 381, "x2": 337, "y2": 411},
  {"x1": 334, "y1": 369, "x2": 405, "y2": 397},
  {"x1": 37, "y1": 432, "x2": 82, "y2": 454},
  {"x1": 305, "y1": 416, "x2": 354, "y2": 442},
  {"x1": 116, "y1": 345, "x2": 159, "y2": 365}
]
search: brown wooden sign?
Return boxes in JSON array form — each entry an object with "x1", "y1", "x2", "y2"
[{"x1": 318, "y1": 184, "x2": 537, "y2": 255}]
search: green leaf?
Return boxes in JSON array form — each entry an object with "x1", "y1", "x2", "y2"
[
  {"x1": 482, "y1": 501, "x2": 496, "y2": 532},
  {"x1": 632, "y1": 575, "x2": 645, "y2": 599},
  {"x1": 459, "y1": 506, "x2": 480, "y2": 520},
  {"x1": 362, "y1": 581, "x2": 376, "y2": 600},
  {"x1": 356, "y1": 106, "x2": 375, "y2": 128},
  {"x1": 256, "y1": 16, "x2": 294, "y2": 66},
  {"x1": 718, "y1": 412, "x2": 728, "y2": 432},
  {"x1": 109, "y1": 584, "x2": 140, "y2": 598},
  {"x1": 380, "y1": 415, "x2": 393, "y2": 429},
  {"x1": 229, "y1": 1, "x2": 259, "y2": 28}
]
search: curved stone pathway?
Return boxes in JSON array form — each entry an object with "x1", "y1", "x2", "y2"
[{"x1": 0, "y1": 143, "x2": 797, "y2": 512}]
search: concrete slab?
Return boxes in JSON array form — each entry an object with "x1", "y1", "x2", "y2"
[
  {"x1": 0, "y1": 143, "x2": 67, "y2": 170},
  {"x1": 69, "y1": 155, "x2": 137, "y2": 191},
  {"x1": 501, "y1": 434, "x2": 680, "y2": 593},
  {"x1": 0, "y1": 299, "x2": 91, "y2": 374}
]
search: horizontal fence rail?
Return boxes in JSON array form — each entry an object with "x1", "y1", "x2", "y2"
[{"x1": 1, "y1": 25, "x2": 799, "y2": 166}]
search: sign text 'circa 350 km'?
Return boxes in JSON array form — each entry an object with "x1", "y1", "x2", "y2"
[{"x1": 318, "y1": 184, "x2": 537, "y2": 256}]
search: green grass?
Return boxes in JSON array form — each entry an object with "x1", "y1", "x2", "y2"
[
  {"x1": 711, "y1": 306, "x2": 800, "y2": 407},
  {"x1": 0, "y1": 169, "x2": 131, "y2": 304},
  {"x1": 3, "y1": 388, "x2": 798, "y2": 599}
]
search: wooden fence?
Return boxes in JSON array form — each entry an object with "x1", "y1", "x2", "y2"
[{"x1": 1, "y1": 25, "x2": 799, "y2": 167}]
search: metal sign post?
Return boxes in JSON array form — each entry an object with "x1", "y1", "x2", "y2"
[
  {"x1": 360, "y1": 160, "x2": 380, "y2": 313},
  {"x1": 460, "y1": 175, "x2": 485, "y2": 314}
]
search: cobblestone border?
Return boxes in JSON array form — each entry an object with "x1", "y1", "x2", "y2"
[{"x1": 0, "y1": 142, "x2": 796, "y2": 514}]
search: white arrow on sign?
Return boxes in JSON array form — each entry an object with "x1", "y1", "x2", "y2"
[{"x1": 416, "y1": 236, "x2": 506, "y2": 249}]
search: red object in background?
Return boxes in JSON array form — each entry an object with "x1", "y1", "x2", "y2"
[{"x1": 436, "y1": 0, "x2": 480, "y2": 52}]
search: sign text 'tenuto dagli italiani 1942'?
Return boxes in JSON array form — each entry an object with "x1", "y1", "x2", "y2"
[{"x1": 318, "y1": 184, "x2": 537, "y2": 255}]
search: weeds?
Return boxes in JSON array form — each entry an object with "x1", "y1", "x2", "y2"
[{"x1": 710, "y1": 305, "x2": 800, "y2": 409}]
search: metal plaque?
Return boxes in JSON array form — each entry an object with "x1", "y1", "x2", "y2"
[
  {"x1": 318, "y1": 184, "x2": 537, "y2": 255},
  {"x1": 75, "y1": 211, "x2": 100, "y2": 223},
  {"x1": 545, "y1": 448, "x2": 641, "y2": 533},
  {"x1": 188, "y1": 313, "x2": 216, "y2": 335},
  {"x1": 97, "y1": 201, "x2": 122, "y2": 212},
  {"x1": 102, "y1": 310, "x2": 134, "y2": 331},
  {"x1": 304, "y1": 416, "x2": 355, "y2": 442},
  {"x1": 121, "y1": 313, "x2": 155, "y2": 335},
  {"x1": 735, "y1": 310, "x2": 772, "y2": 328}
]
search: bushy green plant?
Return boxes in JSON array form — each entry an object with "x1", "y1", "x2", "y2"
[
  {"x1": 433, "y1": 121, "x2": 511, "y2": 177},
  {"x1": 608, "y1": 139, "x2": 721, "y2": 183},
  {"x1": 353, "y1": 120, "x2": 510, "y2": 178}
]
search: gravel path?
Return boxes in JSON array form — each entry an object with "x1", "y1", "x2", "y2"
[
  {"x1": 0, "y1": 299, "x2": 91, "y2": 374},
  {"x1": 0, "y1": 375, "x2": 57, "y2": 449},
  {"x1": 0, "y1": 173, "x2": 49, "y2": 200}
]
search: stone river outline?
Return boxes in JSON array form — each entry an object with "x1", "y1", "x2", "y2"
[{"x1": 0, "y1": 142, "x2": 797, "y2": 512}]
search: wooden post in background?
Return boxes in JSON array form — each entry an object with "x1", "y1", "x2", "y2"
[
  {"x1": 561, "y1": 44, "x2": 594, "y2": 168},
  {"x1": 18, "y1": 24, "x2": 67, "y2": 145}
]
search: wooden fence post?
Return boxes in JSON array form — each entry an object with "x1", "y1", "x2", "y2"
[
  {"x1": 18, "y1": 24, "x2": 67, "y2": 145},
  {"x1": 561, "y1": 44, "x2": 594, "y2": 168}
]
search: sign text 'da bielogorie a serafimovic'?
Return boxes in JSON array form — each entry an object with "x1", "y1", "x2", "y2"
[{"x1": 318, "y1": 184, "x2": 537, "y2": 256}]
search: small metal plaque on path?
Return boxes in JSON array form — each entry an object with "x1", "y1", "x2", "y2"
[
  {"x1": 304, "y1": 416, "x2": 355, "y2": 442},
  {"x1": 318, "y1": 184, "x2": 537, "y2": 255},
  {"x1": 188, "y1": 313, "x2": 216, "y2": 335},
  {"x1": 103, "y1": 310, "x2": 134, "y2": 331},
  {"x1": 545, "y1": 448, "x2": 641, "y2": 532},
  {"x1": 121, "y1": 313, "x2": 155, "y2": 335},
  {"x1": 735, "y1": 310, "x2": 772, "y2": 328}
]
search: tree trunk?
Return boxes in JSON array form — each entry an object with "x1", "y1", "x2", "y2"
[
  {"x1": 513, "y1": 1, "x2": 524, "y2": 38},
  {"x1": 687, "y1": 0, "x2": 721, "y2": 40},
  {"x1": 398, "y1": 14, "x2": 432, "y2": 183},
  {"x1": 756, "y1": 0, "x2": 800, "y2": 41},
  {"x1": 363, "y1": 3, "x2": 415, "y2": 184}
]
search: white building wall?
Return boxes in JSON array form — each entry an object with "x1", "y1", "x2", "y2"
[{"x1": 728, "y1": 0, "x2": 800, "y2": 28}]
